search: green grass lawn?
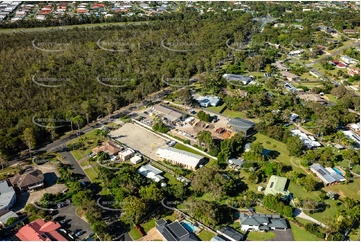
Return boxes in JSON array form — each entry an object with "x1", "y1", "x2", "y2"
[
  {"x1": 28, "y1": 215, "x2": 40, "y2": 222},
  {"x1": 299, "y1": 81, "x2": 323, "y2": 88},
  {"x1": 162, "y1": 211, "x2": 178, "y2": 222},
  {"x1": 80, "y1": 160, "x2": 90, "y2": 167},
  {"x1": 305, "y1": 200, "x2": 343, "y2": 224},
  {"x1": 247, "y1": 231, "x2": 276, "y2": 241},
  {"x1": 174, "y1": 143, "x2": 207, "y2": 157},
  {"x1": 254, "y1": 133, "x2": 305, "y2": 174},
  {"x1": 197, "y1": 230, "x2": 215, "y2": 241},
  {"x1": 142, "y1": 218, "x2": 156, "y2": 233},
  {"x1": 288, "y1": 182, "x2": 322, "y2": 201},
  {"x1": 70, "y1": 150, "x2": 84, "y2": 161},
  {"x1": 300, "y1": 73, "x2": 318, "y2": 81},
  {"x1": 295, "y1": 217, "x2": 315, "y2": 226},
  {"x1": 83, "y1": 167, "x2": 98, "y2": 182},
  {"x1": 325, "y1": 94, "x2": 338, "y2": 103},
  {"x1": 221, "y1": 109, "x2": 259, "y2": 123},
  {"x1": 163, "y1": 172, "x2": 181, "y2": 185},
  {"x1": 206, "y1": 103, "x2": 226, "y2": 113},
  {"x1": 228, "y1": 221, "x2": 240, "y2": 230},
  {"x1": 254, "y1": 206, "x2": 274, "y2": 214},
  {"x1": 323, "y1": 179, "x2": 360, "y2": 200},
  {"x1": 129, "y1": 227, "x2": 143, "y2": 240},
  {"x1": 290, "y1": 223, "x2": 322, "y2": 241}
]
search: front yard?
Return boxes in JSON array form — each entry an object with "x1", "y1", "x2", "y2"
[{"x1": 290, "y1": 223, "x2": 322, "y2": 241}]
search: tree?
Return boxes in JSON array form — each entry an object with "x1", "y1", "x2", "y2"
[
  {"x1": 197, "y1": 110, "x2": 211, "y2": 122},
  {"x1": 152, "y1": 118, "x2": 170, "y2": 133},
  {"x1": 265, "y1": 64, "x2": 272, "y2": 74},
  {"x1": 0, "y1": 151, "x2": 8, "y2": 170},
  {"x1": 23, "y1": 128, "x2": 36, "y2": 158},
  {"x1": 169, "y1": 183, "x2": 188, "y2": 200},
  {"x1": 287, "y1": 136, "x2": 304, "y2": 156},
  {"x1": 71, "y1": 115, "x2": 85, "y2": 134},
  {"x1": 139, "y1": 183, "x2": 164, "y2": 205},
  {"x1": 330, "y1": 85, "x2": 347, "y2": 99},
  {"x1": 6, "y1": 217, "x2": 18, "y2": 226},
  {"x1": 121, "y1": 196, "x2": 147, "y2": 224},
  {"x1": 72, "y1": 190, "x2": 92, "y2": 207}
]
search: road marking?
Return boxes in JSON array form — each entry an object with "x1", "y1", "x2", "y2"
[{"x1": 150, "y1": 143, "x2": 156, "y2": 147}]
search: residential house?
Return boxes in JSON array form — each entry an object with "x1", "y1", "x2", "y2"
[
  {"x1": 264, "y1": 175, "x2": 290, "y2": 199},
  {"x1": 310, "y1": 163, "x2": 346, "y2": 186},
  {"x1": 137, "y1": 164, "x2": 164, "y2": 183},
  {"x1": 228, "y1": 158, "x2": 245, "y2": 169},
  {"x1": 238, "y1": 90, "x2": 248, "y2": 98},
  {"x1": 347, "y1": 67, "x2": 360, "y2": 76},
  {"x1": 0, "y1": 211, "x2": 18, "y2": 227},
  {"x1": 239, "y1": 213, "x2": 288, "y2": 231},
  {"x1": 290, "y1": 129, "x2": 321, "y2": 149},
  {"x1": 155, "y1": 219, "x2": 199, "y2": 241},
  {"x1": 196, "y1": 96, "x2": 221, "y2": 107},
  {"x1": 350, "y1": 123, "x2": 360, "y2": 132},
  {"x1": 297, "y1": 93, "x2": 327, "y2": 104},
  {"x1": 15, "y1": 219, "x2": 67, "y2": 241},
  {"x1": 288, "y1": 50, "x2": 304, "y2": 56},
  {"x1": 118, "y1": 148, "x2": 135, "y2": 162},
  {"x1": 281, "y1": 71, "x2": 300, "y2": 82},
  {"x1": 309, "y1": 70, "x2": 323, "y2": 79},
  {"x1": 331, "y1": 60, "x2": 347, "y2": 68},
  {"x1": 153, "y1": 104, "x2": 187, "y2": 122},
  {"x1": 343, "y1": 29, "x2": 356, "y2": 35},
  {"x1": 227, "y1": 118, "x2": 256, "y2": 137},
  {"x1": 130, "y1": 155, "x2": 142, "y2": 165},
  {"x1": 341, "y1": 130, "x2": 360, "y2": 147},
  {"x1": 156, "y1": 147, "x2": 205, "y2": 170},
  {"x1": 222, "y1": 74, "x2": 252, "y2": 85},
  {"x1": 0, "y1": 180, "x2": 16, "y2": 216},
  {"x1": 341, "y1": 56, "x2": 358, "y2": 65},
  {"x1": 289, "y1": 113, "x2": 299, "y2": 122},
  {"x1": 8, "y1": 169, "x2": 44, "y2": 193},
  {"x1": 217, "y1": 227, "x2": 245, "y2": 241},
  {"x1": 272, "y1": 60, "x2": 288, "y2": 71},
  {"x1": 92, "y1": 140, "x2": 122, "y2": 156}
]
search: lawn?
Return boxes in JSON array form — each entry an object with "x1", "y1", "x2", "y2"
[
  {"x1": 162, "y1": 211, "x2": 178, "y2": 222},
  {"x1": 288, "y1": 182, "x2": 322, "y2": 201},
  {"x1": 254, "y1": 133, "x2": 305, "y2": 174},
  {"x1": 299, "y1": 81, "x2": 323, "y2": 88},
  {"x1": 206, "y1": 103, "x2": 226, "y2": 113},
  {"x1": 142, "y1": 218, "x2": 156, "y2": 233},
  {"x1": 70, "y1": 150, "x2": 84, "y2": 161},
  {"x1": 174, "y1": 143, "x2": 207, "y2": 157},
  {"x1": 295, "y1": 217, "x2": 314, "y2": 226},
  {"x1": 129, "y1": 227, "x2": 143, "y2": 240},
  {"x1": 197, "y1": 230, "x2": 215, "y2": 241},
  {"x1": 221, "y1": 109, "x2": 259, "y2": 123},
  {"x1": 83, "y1": 167, "x2": 98, "y2": 182},
  {"x1": 80, "y1": 160, "x2": 90, "y2": 167},
  {"x1": 325, "y1": 94, "x2": 338, "y2": 103},
  {"x1": 247, "y1": 231, "x2": 276, "y2": 241},
  {"x1": 254, "y1": 206, "x2": 274, "y2": 214},
  {"x1": 290, "y1": 223, "x2": 322, "y2": 241},
  {"x1": 322, "y1": 179, "x2": 360, "y2": 200},
  {"x1": 163, "y1": 172, "x2": 181, "y2": 185},
  {"x1": 300, "y1": 73, "x2": 318, "y2": 81},
  {"x1": 305, "y1": 200, "x2": 343, "y2": 224}
]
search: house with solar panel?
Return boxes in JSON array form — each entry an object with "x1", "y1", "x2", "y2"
[
  {"x1": 239, "y1": 213, "x2": 288, "y2": 232},
  {"x1": 310, "y1": 163, "x2": 346, "y2": 186},
  {"x1": 155, "y1": 219, "x2": 199, "y2": 241},
  {"x1": 264, "y1": 175, "x2": 290, "y2": 200}
]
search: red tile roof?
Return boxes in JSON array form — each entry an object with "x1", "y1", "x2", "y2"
[
  {"x1": 16, "y1": 219, "x2": 66, "y2": 241},
  {"x1": 77, "y1": 9, "x2": 88, "y2": 13}
]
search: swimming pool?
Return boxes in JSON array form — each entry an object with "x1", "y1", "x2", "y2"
[
  {"x1": 333, "y1": 168, "x2": 343, "y2": 175},
  {"x1": 181, "y1": 221, "x2": 196, "y2": 233}
]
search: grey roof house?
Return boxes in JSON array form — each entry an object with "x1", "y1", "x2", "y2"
[
  {"x1": 155, "y1": 219, "x2": 199, "y2": 241},
  {"x1": 310, "y1": 163, "x2": 346, "y2": 186},
  {"x1": 227, "y1": 118, "x2": 256, "y2": 137},
  {"x1": 239, "y1": 213, "x2": 288, "y2": 232},
  {"x1": 222, "y1": 74, "x2": 252, "y2": 85},
  {"x1": 0, "y1": 180, "x2": 16, "y2": 216},
  {"x1": 217, "y1": 227, "x2": 245, "y2": 241},
  {"x1": 153, "y1": 104, "x2": 187, "y2": 122},
  {"x1": 8, "y1": 169, "x2": 44, "y2": 193}
]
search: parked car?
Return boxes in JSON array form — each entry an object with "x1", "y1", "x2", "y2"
[
  {"x1": 71, "y1": 229, "x2": 82, "y2": 236},
  {"x1": 62, "y1": 188, "x2": 69, "y2": 194},
  {"x1": 75, "y1": 230, "x2": 85, "y2": 237}
]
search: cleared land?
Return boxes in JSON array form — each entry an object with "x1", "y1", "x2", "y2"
[{"x1": 110, "y1": 123, "x2": 168, "y2": 161}]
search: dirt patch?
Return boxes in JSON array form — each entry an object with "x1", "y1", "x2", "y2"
[{"x1": 138, "y1": 227, "x2": 164, "y2": 241}]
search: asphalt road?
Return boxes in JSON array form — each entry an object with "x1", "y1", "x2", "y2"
[{"x1": 60, "y1": 150, "x2": 89, "y2": 183}]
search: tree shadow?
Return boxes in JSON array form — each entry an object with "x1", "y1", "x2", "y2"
[
  {"x1": 44, "y1": 172, "x2": 58, "y2": 187},
  {"x1": 269, "y1": 150, "x2": 280, "y2": 159}
]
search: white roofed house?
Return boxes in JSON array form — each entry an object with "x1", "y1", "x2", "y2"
[
  {"x1": 137, "y1": 164, "x2": 164, "y2": 183},
  {"x1": 290, "y1": 129, "x2": 321, "y2": 149},
  {"x1": 156, "y1": 147, "x2": 205, "y2": 170},
  {"x1": 118, "y1": 148, "x2": 135, "y2": 162}
]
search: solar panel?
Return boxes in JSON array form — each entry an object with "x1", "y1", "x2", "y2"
[
  {"x1": 317, "y1": 169, "x2": 327, "y2": 176},
  {"x1": 168, "y1": 222, "x2": 189, "y2": 239},
  {"x1": 269, "y1": 182, "x2": 274, "y2": 188}
]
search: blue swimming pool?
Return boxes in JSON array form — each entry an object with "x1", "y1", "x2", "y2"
[
  {"x1": 181, "y1": 221, "x2": 196, "y2": 232},
  {"x1": 333, "y1": 168, "x2": 343, "y2": 175}
]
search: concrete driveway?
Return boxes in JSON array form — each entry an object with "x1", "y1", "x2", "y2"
[{"x1": 269, "y1": 229, "x2": 295, "y2": 241}]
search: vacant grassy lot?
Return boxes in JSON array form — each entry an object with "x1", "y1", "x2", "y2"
[
  {"x1": 197, "y1": 230, "x2": 215, "y2": 241},
  {"x1": 83, "y1": 167, "x2": 98, "y2": 182},
  {"x1": 323, "y1": 179, "x2": 360, "y2": 200},
  {"x1": 129, "y1": 227, "x2": 142, "y2": 240},
  {"x1": 247, "y1": 231, "x2": 276, "y2": 241},
  {"x1": 290, "y1": 223, "x2": 322, "y2": 241},
  {"x1": 221, "y1": 109, "x2": 259, "y2": 123},
  {"x1": 325, "y1": 94, "x2": 338, "y2": 103}
]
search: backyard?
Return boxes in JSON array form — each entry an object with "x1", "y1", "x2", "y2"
[{"x1": 290, "y1": 223, "x2": 322, "y2": 241}]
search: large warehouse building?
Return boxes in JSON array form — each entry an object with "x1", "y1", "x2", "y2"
[
  {"x1": 227, "y1": 118, "x2": 256, "y2": 137},
  {"x1": 156, "y1": 147, "x2": 205, "y2": 170}
]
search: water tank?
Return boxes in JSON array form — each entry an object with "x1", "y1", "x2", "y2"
[{"x1": 258, "y1": 186, "x2": 263, "y2": 192}]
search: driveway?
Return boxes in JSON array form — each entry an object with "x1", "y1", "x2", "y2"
[
  {"x1": 269, "y1": 229, "x2": 295, "y2": 241},
  {"x1": 60, "y1": 150, "x2": 89, "y2": 183},
  {"x1": 55, "y1": 204, "x2": 92, "y2": 240}
]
